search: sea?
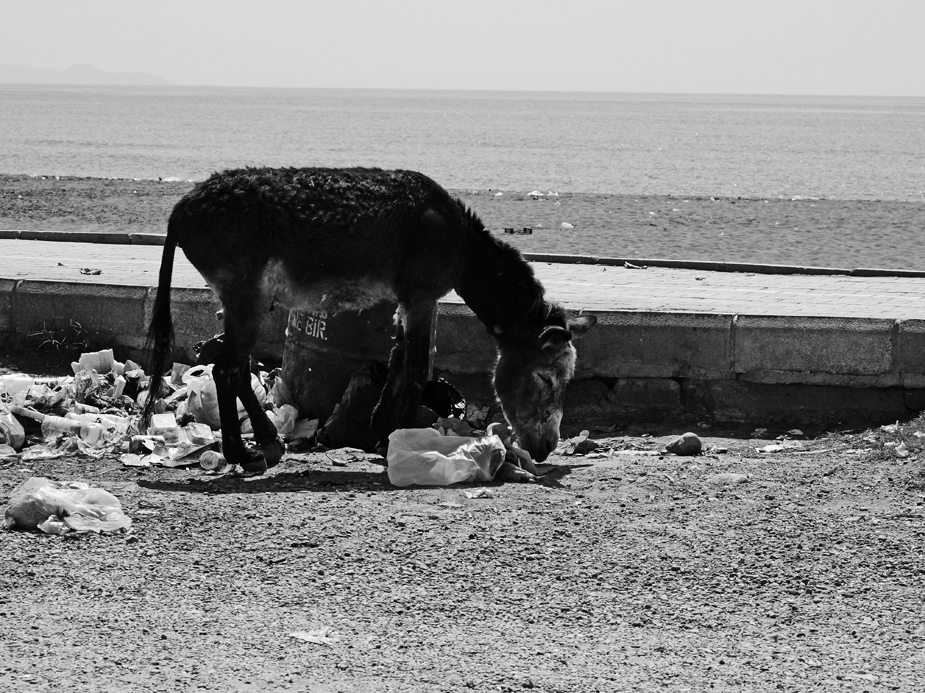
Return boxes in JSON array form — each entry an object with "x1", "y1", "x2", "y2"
[{"x1": 1, "y1": 84, "x2": 923, "y2": 202}]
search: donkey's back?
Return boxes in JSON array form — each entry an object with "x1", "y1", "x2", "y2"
[{"x1": 172, "y1": 167, "x2": 469, "y2": 314}]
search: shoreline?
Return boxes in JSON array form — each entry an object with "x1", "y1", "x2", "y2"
[{"x1": 2, "y1": 174, "x2": 924, "y2": 270}]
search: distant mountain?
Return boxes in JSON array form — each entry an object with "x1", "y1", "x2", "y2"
[{"x1": 0, "y1": 63, "x2": 174, "y2": 86}]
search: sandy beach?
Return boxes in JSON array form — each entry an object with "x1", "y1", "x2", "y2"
[{"x1": 1, "y1": 174, "x2": 923, "y2": 270}]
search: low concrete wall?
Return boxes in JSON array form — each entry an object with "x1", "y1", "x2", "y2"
[
  {"x1": 0, "y1": 278, "x2": 922, "y2": 429},
  {"x1": 434, "y1": 305, "x2": 925, "y2": 428}
]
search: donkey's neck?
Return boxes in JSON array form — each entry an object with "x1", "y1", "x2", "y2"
[{"x1": 454, "y1": 214, "x2": 548, "y2": 336}]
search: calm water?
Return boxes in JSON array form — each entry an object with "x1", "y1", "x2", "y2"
[{"x1": 1, "y1": 84, "x2": 924, "y2": 201}]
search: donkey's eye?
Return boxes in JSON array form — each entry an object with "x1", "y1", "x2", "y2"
[{"x1": 537, "y1": 374, "x2": 555, "y2": 387}]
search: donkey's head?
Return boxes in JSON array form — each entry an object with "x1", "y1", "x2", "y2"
[{"x1": 492, "y1": 310, "x2": 596, "y2": 462}]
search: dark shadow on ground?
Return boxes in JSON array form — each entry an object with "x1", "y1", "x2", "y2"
[{"x1": 135, "y1": 459, "x2": 591, "y2": 496}]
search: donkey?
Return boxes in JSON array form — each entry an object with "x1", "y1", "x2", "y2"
[{"x1": 144, "y1": 167, "x2": 595, "y2": 474}]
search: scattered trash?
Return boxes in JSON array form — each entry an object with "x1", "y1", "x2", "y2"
[
  {"x1": 386, "y1": 428, "x2": 506, "y2": 487},
  {"x1": 465, "y1": 403, "x2": 490, "y2": 429},
  {"x1": 128, "y1": 435, "x2": 165, "y2": 454},
  {"x1": 285, "y1": 417, "x2": 319, "y2": 442},
  {"x1": 756, "y1": 441, "x2": 805, "y2": 453},
  {"x1": 71, "y1": 348, "x2": 123, "y2": 375},
  {"x1": 0, "y1": 408, "x2": 26, "y2": 450},
  {"x1": 78, "y1": 268, "x2": 102, "y2": 275},
  {"x1": 199, "y1": 450, "x2": 229, "y2": 473},
  {"x1": 436, "y1": 417, "x2": 475, "y2": 437},
  {"x1": 0, "y1": 373, "x2": 34, "y2": 397},
  {"x1": 3, "y1": 476, "x2": 131, "y2": 533},
  {"x1": 0, "y1": 345, "x2": 325, "y2": 473},
  {"x1": 465, "y1": 488, "x2": 498, "y2": 499},
  {"x1": 880, "y1": 422, "x2": 900, "y2": 434},
  {"x1": 752, "y1": 428, "x2": 768, "y2": 437},
  {"x1": 13, "y1": 408, "x2": 111, "y2": 447},
  {"x1": 562, "y1": 429, "x2": 599, "y2": 456},
  {"x1": 21, "y1": 448, "x2": 67, "y2": 462},
  {"x1": 624, "y1": 261, "x2": 646, "y2": 270},
  {"x1": 182, "y1": 363, "x2": 265, "y2": 430},
  {"x1": 149, "y1": 412, "x2": 180, "y2": 444},
  {"x1": 289, "y1": 628, "x2": 339, "y2": 646},
  {"x1": 119, "y1": 453, "x2": 150, "y2": 467},
  {"x1": 267, "y1": 403, "x2": 299, "y2": 436},
  {"x1": 787, "y1": 429, "x2": 804, "y2": 436},
  {"x1": 665, "y1": 432, "x2": 702, "y2": 456}
]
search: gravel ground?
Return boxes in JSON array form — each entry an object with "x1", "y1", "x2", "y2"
[{"x1": 2, "y1": 423, "x2": 924, "y2": 692}]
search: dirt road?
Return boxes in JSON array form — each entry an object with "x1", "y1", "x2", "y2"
[{"x1": 2, "y1": 428, "x2": 923, "y2": 692}]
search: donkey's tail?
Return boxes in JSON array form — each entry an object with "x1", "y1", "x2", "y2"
[{"x1": 142, "y1": 216, "x2": 180, "y2": 425}]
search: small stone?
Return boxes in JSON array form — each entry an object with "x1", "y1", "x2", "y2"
[
  {"x1": 706, "y1": 473, "x2": 748, "y2": 485},
  {"x1": 665, "y1": 432, "x2": 702, "y2": 456}
]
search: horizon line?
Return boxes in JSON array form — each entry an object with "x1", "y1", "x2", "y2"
[{"x1": 1, "y1": 81, "x2": 923, "y2": 100}]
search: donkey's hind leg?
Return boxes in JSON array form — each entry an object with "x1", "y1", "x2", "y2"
[
  {"x1": 371, "y1": 300, "x2": 436, "y2": 453},
  {"x1": 214, "y1": 295, "x2": 279, "y2": 474},
  {"x1": 236, "y1": 361, "x2": 285, "y2": 468}
]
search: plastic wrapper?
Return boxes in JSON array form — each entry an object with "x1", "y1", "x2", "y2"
[
  {"x1": 3, "y1": 477, "x2": 131, "y2": 533},
  {"x1": 386, "y1": 428, "x2": 506, "y2": 487},
  {"x1": 71, "y1": 349, "x2": 124, "y2": 376},
  {"x1": 267, "y1": 404, "x2": 299, "y2": 436},
  {"x1": 0, "y1": 409, "x2": 26, "y2": 450},
  {"x1": 182, "y1": 364, "x2": 265, "y2": 430}
]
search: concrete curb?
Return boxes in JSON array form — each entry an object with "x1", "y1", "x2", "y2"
[
  {"x1": 432, "y1": 304, "x2": 925, "y2": 426},
  {"x1": 522, "y1": 253, "x2": 925, "y2": 278},
  {"x1": 0, "y1": 277, "x2": 920, "y2": 427},
  {"x1": 0, "y1": 230, "x2": 167, "y2": 245}
]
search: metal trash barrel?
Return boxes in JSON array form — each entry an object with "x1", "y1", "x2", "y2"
[{"x1": 280, "y1": 302, "x2": 397, "y2": 421}]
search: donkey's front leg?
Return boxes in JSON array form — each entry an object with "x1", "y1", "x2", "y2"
[{"x1": 371, "y1": 301, "x2": 436, "y2": 455}]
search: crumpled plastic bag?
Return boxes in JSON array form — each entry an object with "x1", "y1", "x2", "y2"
[
  {"x1": 0, "y1": 409, "x2": 25, "y2": 450},
  {"x1": 3, "y1": 477, "x2": 131, "y2": 533},
  {"x1": 182, "y1": 364, "x2": 266, "y2": 430},
  {"x1": 386, "y1": 428, "x2": 506, "y2": 487},
  {"x1": 267, "y1": 403, "x2": 299, "y2": 436}
]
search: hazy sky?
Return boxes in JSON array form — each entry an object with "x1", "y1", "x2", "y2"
[{"x1": 2, "y1": 0, "x2": 923, "y2": 96}]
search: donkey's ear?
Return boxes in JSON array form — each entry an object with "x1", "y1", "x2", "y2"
[
  {"x1": 567, "y1": 314, "x2": 597, "y2": 339},
  {"x1": 540, "y1": 325, "x2": 572, "y2": 350}
]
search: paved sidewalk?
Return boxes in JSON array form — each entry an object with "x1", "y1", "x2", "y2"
[{"x1": 2, "y1": 238, "x2": 924, "y2": 320}]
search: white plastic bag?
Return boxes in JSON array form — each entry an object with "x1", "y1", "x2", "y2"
[
  {"x1": 267, "y1": 404, "x2": 299, "y2": 436},
  {"x1": 386, "y1": 428, "x2": 506, "y2": 487},
  {"x1": 0, "y1": 408, "x2": 26, "y2": 450},
  {"x1": 3, "y1": 477, "x2": 131, "y2": 533},
  {"x1": 182, "y1": 364, "x2": 266, "y2": 430}
]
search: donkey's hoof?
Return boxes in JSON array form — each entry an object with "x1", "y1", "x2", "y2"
[
  {"x1": 239, "y1": 458, "x2": 268, "y2": 475},
  {"x1": 239, "y1": 449, "x2": 268, "y2": 476},
  {"x1": 257, "y1": 438, "x2": 286, "y2": 468}
]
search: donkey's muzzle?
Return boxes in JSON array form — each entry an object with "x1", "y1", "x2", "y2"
[{"x1": 518, "y1": 430, "x2": 558, "y2": 463}]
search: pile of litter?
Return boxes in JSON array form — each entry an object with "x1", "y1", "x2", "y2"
[
  {"x1": 0, "y1": 348, "x2": 320, "y2": 473},
  {"x1": 1, "y1": 347, "x2": 325, "y2": 534}
]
